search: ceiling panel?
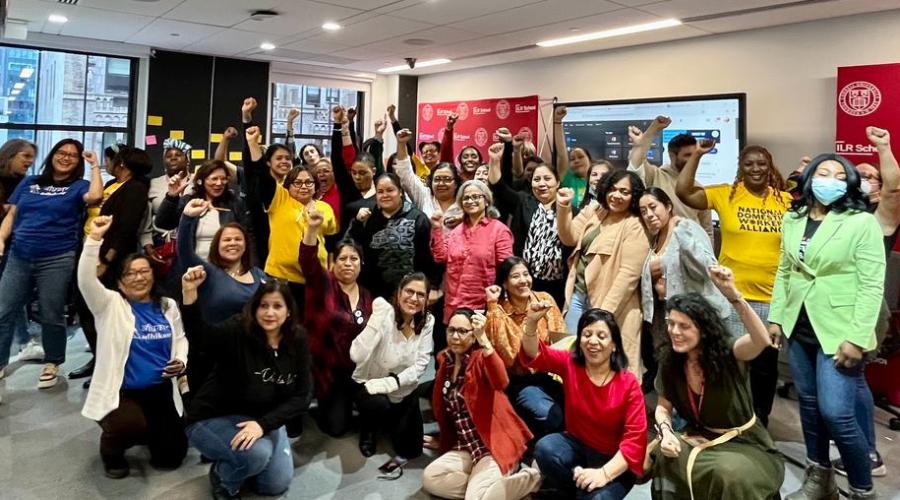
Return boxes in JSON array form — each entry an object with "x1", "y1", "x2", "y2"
[
  {"x1": 391, "y1": 0, "x2": 546, "y2": 24},
  {"x1": 690, "y1": 0, "x2": 900, "y2": 32},
  {"x1": 281, "y1": 38, "x2": 353, "y2": 55},
  {"x1": 231, "y1": 1, "x2": 361, "y2": 35},
  {"x1": 638, "y1": 0, "x2": 801, "y2": 18},
  {"x1": 75, "y1": 0, "x2": 185, "y2": 16},
  {"x1": 127, "y1": 19, "x2": 224, "y2": 50},
  {"x1": 447, "y1": 0, "x2": 625, "y2": 35},
  {"x1": 310, "y1": 0, "x2": 410, "y2": 8},
  {"x1": 58, "y1": 7, "x2": 155, "y2": 41},
  {"x1": 609, "y1": 0, "x2": 670, "y2": 6},
  {"x1": 6, "y1": 0, "x2": 56, "y2": 31},
  {"x1": 497, "y1": 7, "x2": 665, "y2": 48},
  {"x1": 331, "y1": 40, "x2": 409, "y2": 61},
  {"x1": 183, "y1": 28, "x2": 272, "y2": 56},
  {"x1": 162, "y1": 0, "x2": 258, "y2": 27},
  {"x1": 299, "y1": 14, "x2": 432, "y2": 47}
]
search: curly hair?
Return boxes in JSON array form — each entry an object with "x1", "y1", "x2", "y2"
[
  {"x1": 729, "y1": 145, "x2": 787, "y2": 207},
  {"x1": 658, "y1": 293, "x2": 740, "y2": 397},
  {"x1": 597, "y1": 169, "x2": 645, "y2": 216}
]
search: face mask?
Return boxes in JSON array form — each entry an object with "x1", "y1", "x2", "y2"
[
  {"x1": 811, "y1": 177, "x2": 847, "y2": 206},
  {"x1": 860, "y1": 179, "x2": 872, "y2": 195}
]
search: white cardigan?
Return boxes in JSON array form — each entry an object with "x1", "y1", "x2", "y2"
[{"x1": 78, "y1": 238, "x2": 188, "y2": 421}]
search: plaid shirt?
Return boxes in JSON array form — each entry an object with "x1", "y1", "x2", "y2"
[{"x1": 442, "y1": 351, "x2": 490, "y2": 462}]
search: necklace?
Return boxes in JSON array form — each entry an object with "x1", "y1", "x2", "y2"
[{"x1": 227, "y1": 267, "x2": 243, "y2": 278}]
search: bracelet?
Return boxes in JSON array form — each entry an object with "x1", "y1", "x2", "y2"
[{"x1": 600, "y1": 467, "x2": 611, "y2": 483}]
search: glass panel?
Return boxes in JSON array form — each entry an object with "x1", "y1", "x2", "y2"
[
  {"x1": 86, "y1": 55, "x2": 131, "y2": 127},
  {"x1": 0, "y1": 46, "x2": 39, "y2": 124},
  {"x1": 37, "y1": 51, "x2": 87, "y2": 126},
  {"x1": 273, "y1": 83, "x2": 362, "y2": 138},
  {"x1": 35, "y1": 129, "x2": 84, "y2": 175}
]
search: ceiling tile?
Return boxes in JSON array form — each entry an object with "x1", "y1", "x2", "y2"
[
  {"x1": 162, "y1": 0, "x2": 257, "y2": 27},
  {"x1": 447, "y1": 0, "x2": 624, "y2": 35},
  {"x1": 637, "y1": 0, "x2": 798, "y2": 18},
  {"x1": 310, "y1": 0, "x2": 410, "y2": 8},
  {"x1": 689, "y1": 0, "x2": 900, "y2": 33},
  {"x1": 127, "y1": 19, "x2": 224, "y2": 50},
  {"x1": 58, "y1": 7, "x2": 155, "y2": 41},
  {"x1": 608, "y1": 0, "x2": 670, "y2": 6},
  {"x1": 75, "y1": 0, "x2": 185, "y2": 16},
  {"x1": 292, "y1": 14, "x2": 429, "y2": 47},
  {"x1": 183, "y1": 29, "x2": 271, "y2": 56},
  {"x1": 500, "y1": 7, "x2": 665, "y2": 48},
  {"x1": 391, "y1": 0, "x2": 546, "y2": 24},
  {"x1": 331, "y1": 40, "x2": 408, "y2": 61},
  {"x1": 282, "y1": 38, "x2": 353, "y2": 55},
  {"x1": 231, "y1": 1, "x2": 361, "y2": 35}
]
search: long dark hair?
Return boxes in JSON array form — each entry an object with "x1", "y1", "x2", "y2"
[
  {"x1": 242, "y1": 280, "x2": 303, "y2": 351},
  {"x1": 579, "y1": 160, "x2": 614, "y2": 208},
  {"x1": 573, "y1": 308, "x2": 629, "y2": 371},
  {"x1": 36, "y1": 139, "x2": 84, "y2": 187},
  {"x1": 495, "y1": 256, "x2": 529, "y2": 301},
  {"x1": 790, "y1": 153, "x2": 868, "y2": 215},
  {"x1": 392, "y1": 272, "x2": 431, "y2": 337},
  {"x1": 598, "y1": 169, "x2": 644, "y2": 215},
  {"x1": 659, "y1": 293, "x2": 739, "y2": 397}
]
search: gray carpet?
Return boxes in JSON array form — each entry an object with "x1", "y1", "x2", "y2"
[{"x1": 2, "y1": 328, "x2": 897, "y2": 499}]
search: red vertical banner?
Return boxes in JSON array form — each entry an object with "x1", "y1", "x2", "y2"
[
  {"x1": 835, "y1": 63, "x2": 900, "y2": 163},
  {"x1": 417, "y1": 95, "x2": 539, "y2": 159}
]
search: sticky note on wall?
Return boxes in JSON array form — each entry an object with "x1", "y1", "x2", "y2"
[
  {"x1": 170, "y1": 130, "x2": 184, "y2": 140},
  {"x1": 145, "y1": 135, "x2": 157, "y2": 146},
  {"x1": 191, "y1": 149, "x2": 206, "y2": 160},
  {"x1": 228, "y1": 151, "x2": 242, "y2": 162},
  {"x1": 147, "y1": 115, "x2": 163, "y2": 126},
  {"x1": 210, "y1": 133, "x2": 223, "y2": 143}
]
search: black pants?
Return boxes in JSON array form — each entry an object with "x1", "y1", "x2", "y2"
[
  {"x1": 98, "y1": 382, "x2": 187, "y2": 468},
  {"x1": 749, "y1": 347, "x2": 779, "y2": 428},
  {"x1": 314, "y1": 375, "x2": 356, "y2": 437},
  {"x1": 354, "y1": 384, "x2": 423, "y2": 459},
  {"x1": 75, "y1": 259, "x2": 120, "y2": 354}
]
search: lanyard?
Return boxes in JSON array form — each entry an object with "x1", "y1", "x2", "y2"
[{"x1": 685, "y1": 363, "x2": 705, "y2": 422}]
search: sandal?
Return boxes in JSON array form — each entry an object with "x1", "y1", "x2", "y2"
[
  {"x1": 377, "y1": 456, "x2": 407, "y2": 481},
  {"x1": 38, "y1": 363, "x2": 59, "y2": 389}
]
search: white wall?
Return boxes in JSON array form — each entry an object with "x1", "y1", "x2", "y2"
[{"x1": 417, "y1": 10, "x2": 900, "y2": 174}]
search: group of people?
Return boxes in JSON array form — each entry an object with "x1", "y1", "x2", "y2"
[{"x1": 0, "y1": 95, "x2": 894, "y2": 500}]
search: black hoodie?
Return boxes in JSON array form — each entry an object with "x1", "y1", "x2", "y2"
[{"x1": 182, "y1": 303, "x2": 312, "y2": 432}]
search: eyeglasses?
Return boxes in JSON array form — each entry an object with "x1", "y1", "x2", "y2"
[
  {"x1": 401, "y1": 288, "x2": 427, "y2": 300},
  {"x1": 446, "y1": 327, "x2": 473, "y2": 338},
  {"x1": 54, "y1": 151, "x2": 79, "y2": 160},
  {"x1": 462, "y1": 194, "x2": 484, "y2": 203},
  {"x1": 432, "y1": 176, "x2": 455, "y2": 185},
  {"x1": 122, "y1": 268, "x2": 153, "y2": 280},
  {"x1": 291, "y1": 180, "x2": 316, "y2": 188}
]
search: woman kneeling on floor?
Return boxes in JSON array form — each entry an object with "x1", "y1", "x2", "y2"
[
  {"x1": 422, "y1": 308, "x2": 541, "y2": 500},
  {"x1": 181, "y1": 266, "x2": 312, "y2": 500},
  {"x1": 78, "y1": 216, "x2": 188, "y2": 479}
]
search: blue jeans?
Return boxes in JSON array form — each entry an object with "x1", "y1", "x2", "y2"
[
  {"x1": 508, "y1": 373, "x2": 564, "y2": 438},
  {"x1": 0, "y1": 251, "x2": 31, "y2": 349},
  {"x1": 0, "y1": 251, "x2": 75, "y2": 367},
  {"x1": 566, "y1": 290, "x2": 590, "y2": 335},
  {"x1": 534, "y1": 432, "x2": 635, "y2": 499},
  {"x1": 856, "y1": 372, "x2": 877, "y2": 455},
  {"x1": 186, "y1": 416, "x2": 293, "y2": 496},
  {"x1": 788, "y1": 339, "x2": 872, "y2": 490}
]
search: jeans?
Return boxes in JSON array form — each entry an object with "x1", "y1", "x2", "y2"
[
  {"x1": 565, "y1": 290, "x2": 590, "y2": 335},
  {"x1": 788, "y1": 339, "x2": 872, "y2": 490},
  {"x1": 0, "y1": 251, "x2": 75, "y2": 367},
  {"x1": 186, "y1": 416, "x2": 293, "y2": 496},
  {"x1": 856, "y1": 378, "x2": 876, "y2": 455},
  {"x1": 534, "y1": 432, "x2": 635, "y2": 500},
  {"x1": 0, "y1": 251, "x2": 32, "y2": 349},
  {"x1": 507, "y1": 373, "x2": 564, "y2": 439}
]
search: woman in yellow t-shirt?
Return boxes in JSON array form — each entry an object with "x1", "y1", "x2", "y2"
[
  {"x1": 675, "y1": 140, "x2": 790, "y2": 428},
  {"x1": 245, "y1": 126, "x2": 337, "y2": 318}
]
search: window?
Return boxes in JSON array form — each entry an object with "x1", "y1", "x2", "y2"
[
  {"x1": 0, "y1": 44, "x2": 136, "y2": 177},
  {"x1": 271, "y1": 83, "x2": 362, "y2": 157}
]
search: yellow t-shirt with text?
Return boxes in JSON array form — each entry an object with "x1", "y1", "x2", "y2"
[
  {"x1": 83, "y1": 181, "x2": 123, "y2": 237},
  {"x1": 265, "y1": 184, "x2": 337, "y2": 284},
  {"x1": 705, "y1": 183, "x2": 792, "y2": 303}
]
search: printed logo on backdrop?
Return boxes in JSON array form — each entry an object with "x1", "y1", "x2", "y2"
[
  {"x1": 838, "y1": 81, "x2": 882, "y2": 116},
  {"x1": 496, "y1": 99, "x2": 510, "y2": 120},
  {"x1": 473, "y1": 105, "x2": 492, "y2": 116},
  {"x1": 457, "y1": 102, "x2": 470, "y2": 121},
  {"x1": 515, "y1": 103, "x2": 537, "y2": 114},
  {"x1": 517, "y1": 127, "x2": 534, "y2": 142},
  {"x1": 422, "y1": 104, "x2": 434, "y2": 122},
  {"x1": 474, "y1": 127, "x2": 489, "y2": 147}
]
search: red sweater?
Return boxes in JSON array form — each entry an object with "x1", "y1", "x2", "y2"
[
  {"x1": 522, "y1": 342, "x2": 647, "y2": 475},
  {"x1": 433, "y1": 348, "x2": 532, "y2": 474}
]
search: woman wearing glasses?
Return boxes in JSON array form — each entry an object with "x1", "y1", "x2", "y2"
[
  {"x1": 430, "y1": 180, "x2": 513, "y2": 326},
  {"x1": 246, "y1": 126, "x2": 338, "y2": 315},
  {"x1": 351, "y1": 273, "x2": 434, "y2": 468},
  {"x1": 78, "y1": 216, "x2": 188, "y2": 479},
  {"x1": 0, "y1": 138, "x2": 103, "y2": 388},
  {"x1": 300, "y1": 202, "x2": 373, "y2": 437}
]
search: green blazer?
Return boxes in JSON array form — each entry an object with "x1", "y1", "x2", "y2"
[{"x1": 768, "y1": 209, "x2": 885, "y2": 354}]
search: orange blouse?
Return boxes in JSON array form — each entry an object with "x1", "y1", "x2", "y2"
[{"x1": 485, "y1": 291, "x2": 567, "y2": 375}]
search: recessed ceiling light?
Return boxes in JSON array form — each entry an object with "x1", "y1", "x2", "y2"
[
  {"x1": 322, "y1": 22, "x2": 341, "y2": 31},
  {"x1": 260, "y1": 42, "x2": 276, "y2": 50},
  {"x1": 48, "y1": 14, "x2": 68, "y2": 24},
  {"x1": 378, "y1": 58, "x2": 451, "y2": 73},
  {"x1": 19, "y1": 67, "x2": 33, "y2": 78},
  {"x1": 11, "y1": 88, "x2": 21, "y2": 95},
  {"x1": 536, "y1": 18, "x2": 682, "y2": 47},
  {"x1": 13, "y1": 82, "x2": 25, "y2": 90}
]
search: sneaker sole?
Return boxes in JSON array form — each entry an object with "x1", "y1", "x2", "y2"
[
  {"x1": 37, "y1": 377, "x2": 58, "y2": 389},
  {"x1": 835, "y1": 465, "x2": 887, "y2": 478}
]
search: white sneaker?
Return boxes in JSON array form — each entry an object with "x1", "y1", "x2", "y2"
[
  {"x1": 38, "y1": 363, "x2": 59, "y2": 389},
  {"x1": 16, "y1": 340, "x2": 44, "y2": 362}
]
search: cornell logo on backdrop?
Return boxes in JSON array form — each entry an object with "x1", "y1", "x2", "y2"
[
  {"x1": 474, "y1": 127, "x2": 489, "y2": 147},
  {"x1": 496, "y1": 99, "x2": 510, "y2": 119},
  {"x1": 456, "y1": 102, "x2": 470, "y2": 121},
  {"x1": 421, "y1": 103, "x2": 434, "y2": 122},
  {"x1": 839, "y1": 81, "x2": 882, "y2": 116}
]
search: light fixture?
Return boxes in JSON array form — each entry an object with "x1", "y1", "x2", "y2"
[
  {"x1": 11, "y1": 89, "x2": 21, "y2": 95},
  {"x1": 260, "y1": 42, "x2": 276, "y2": 50},
  {"x1": 322, "y1": 22, "x2": 341, "y2": 31},
  {"x1": 536, "y1": 18, "x2": 681, "y2": 47},
  {"x1": 19, "y1": 67, "x2": 34, "y2": 79},
  {"x1": 378, "y1": 58, "x2": 451, "y2": 73},
  {"x1": 13, "y1": 82, "x2": 24, "y2": 90},
  {"x1": 48, "y1": 14, "x2": 68, "y2": 24}
]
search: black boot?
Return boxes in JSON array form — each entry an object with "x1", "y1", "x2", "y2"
[
  {"x1": 68, "y1": 358, "x2": 94, "y2": 379},
  {"x1": 359, "y1": 428, "x2": 376, "y2": 457},
  {"x1": 102, "y1": 454, "x2": 129, "y2": 479}
]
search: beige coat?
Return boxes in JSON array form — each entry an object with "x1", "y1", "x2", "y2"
[{"x1": 558, "y1": 202, "x2": 649, "y2": 376}]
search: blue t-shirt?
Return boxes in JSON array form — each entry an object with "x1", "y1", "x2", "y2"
[
  {"x1": 122, "y1": 301, "x2": 173, "y2": 390},
  {"x1": 8, "y1": 175, "x2": 89, "y2": 259}
]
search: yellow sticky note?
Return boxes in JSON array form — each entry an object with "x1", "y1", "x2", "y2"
[
  {"x1": 191, "y1": 149, "x2": 206, "y2": 160},
  {"x1": 210, "y1": 133, "x2": 223, "y2": 143},
  {"x1": 170, "y1": 130, "x2": 184, "y2": 140},
  {"x1": 147, "y1": 115, "x2": 163, "y2": 126},
  {"x1": 229, "y1": 151, "x2": 242, "y2": 162}
]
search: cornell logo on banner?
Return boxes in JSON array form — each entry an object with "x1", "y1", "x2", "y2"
[
  {"x1": 422, "y1": 104, "x2": 434, "y2": 122},
  {"x1": 517, "y1": 127, "x2": 534, "y2": 142},
  {"x1": 457, "y1": 102, "x2": 470, "y2": 121},
  {"x1": 496, "y1": 99, "x2": 510, "y2": 119},
  {"x1": 838, "y1": 81, "x2": 882, "y2": 117},
  {"x1": 474, "y1": 127, "x2": 489, "y2": 147}
]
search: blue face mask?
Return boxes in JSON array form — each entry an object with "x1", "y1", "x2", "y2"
[{"x1": 811, "y1": 177, "x2": 847, "y2": 206}]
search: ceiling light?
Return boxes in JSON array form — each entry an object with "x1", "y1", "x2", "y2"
[
  {"x1": 378, "y1": 58, "x2": 451, "y2": 73},
  {"x1": 260, "y1": 42, "x2": 276, "y2": 50},
  {"x1": 19, "y1": 67, "x2": 33, "y2": 79},
  {"x1": 322, "y1": 22, "x2": 341, "y2": 31},
  {"x1": 13, "y1": 82, "x2": 24, "y2": 90},
  {"x1": 11, "y1": 89, "x2": 21, "y2": 95},
  {"x1": 536, "y1": 18, "x2": 682, "y2": 47},
  {"x1": 48, "y1": 14, "x2": 68, "y2": 24}
]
